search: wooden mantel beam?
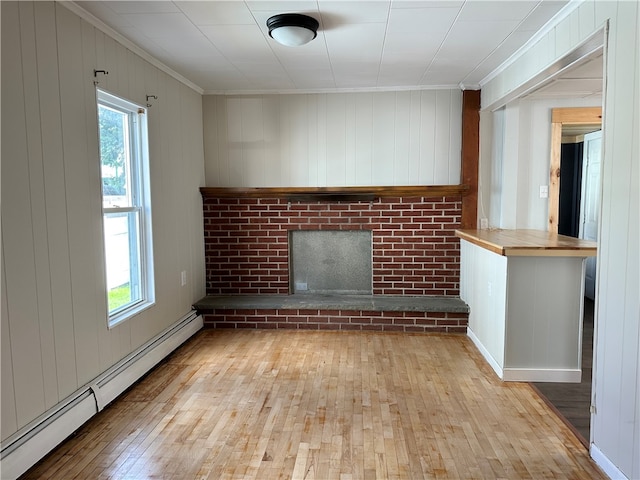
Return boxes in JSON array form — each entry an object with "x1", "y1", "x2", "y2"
[{"x1": 200, "y1": 184, "x2": 470, "y2": 199}]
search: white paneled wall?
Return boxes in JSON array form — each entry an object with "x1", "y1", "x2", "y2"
[
  {"x1": 1, "y1": 2, "x2": 205, "y2": 442},
  {"x1": 481, "y1": 96, "x2": 602, "y2": 230},
  {"x1": 481, "y1": 1, "x2": 639, "y2": 478},
  {"x1": 203, "y1": 90, "x2": 462, "y2": 187}
]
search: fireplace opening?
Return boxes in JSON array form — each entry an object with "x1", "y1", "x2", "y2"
[{"x1": 289, "y1": 230, "x2": 372, "y2": 295}]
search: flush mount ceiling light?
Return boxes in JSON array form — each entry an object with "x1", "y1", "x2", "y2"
[{"x1": 267, "y1": 13, "x2": 319, "y2": 47}]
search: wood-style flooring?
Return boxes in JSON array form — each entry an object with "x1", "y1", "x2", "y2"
[
  {"x1": 21, "y1": 330, "x2": 605, "y2": 479},
  {"x1": 533, "y1": 298, "x2": 594, "y2": 446}
]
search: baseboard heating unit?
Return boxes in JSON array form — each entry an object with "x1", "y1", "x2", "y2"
[{"x1": 0, "y1": 311, "x2": 202, "y2": 479}]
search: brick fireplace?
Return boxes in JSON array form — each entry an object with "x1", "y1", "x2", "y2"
[{"x1": 198, "y1": 187, "x2": 468, "y2": 333}]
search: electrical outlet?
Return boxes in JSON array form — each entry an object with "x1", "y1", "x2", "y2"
[
  {"x1": 295, "y1": 281, "x2": 308, "y2": 291},
  {"x1": 181, "y1": 270, "x2": 187, "y2": 286},
  {"x1": 480, "y1": 218, "x2": 489, "y2": 229}
]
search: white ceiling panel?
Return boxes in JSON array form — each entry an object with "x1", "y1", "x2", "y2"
[
  {"x1": 174, "y1": 1, "x2": 255, "y2": 25},
  {"x1": 457, "y1": 1, "x2": 538, "y2": 22},
  {"x1": 246, "y1": 1, "x2": 319, "y2": 12},
  {"x1": 318, "y1": 1, "x2": 390, "y2": 23},
  {"x1": 107, "y1": 1, "x2": 180, "y2": 15},
  {"x1": 391, "y1": 1, "x2": 465, "y2": 8},
  {"x1": 386, "y1": 7, "x2": 461, "y2": 33},
  {"x1": 121, "y1": 12, "x2": 197, "y2": 38},
  {"x1": 325, "y1": 23, "x2": 386, "y2": 62},
  {"x1": 71, "y1": 0, "x2": 584, "y2": 94},
  {"x1": 524, "y1": 55, "x2": 603, "y2": 99},
  {"x1": 200, "y1": 25, "x2": 275, "y2": 63}
]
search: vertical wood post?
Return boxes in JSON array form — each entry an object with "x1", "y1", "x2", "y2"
[{"x1": 461, "y1": 89, "x2": 481, "y2": 229}]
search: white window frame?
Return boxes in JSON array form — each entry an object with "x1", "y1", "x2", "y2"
[{"x1": 97, "y1": 89, "x2": 155, "y2": 328}]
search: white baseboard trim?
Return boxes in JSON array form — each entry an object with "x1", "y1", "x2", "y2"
[
  {"x1": 591, "y1": 444, "x2": 627, "y2": 479},
  {"x1": 502, "y1": 368, "x2": 582, "y2": 383},
  {"x1": 0, "y1": 311, "x2": 202, "y2": 480},
  {"x1": 467, "y1": 328, "x2": 503, "y2": 379},
  {"x1": 466, "y1": 329, "x2": 582, "y2": 383}
]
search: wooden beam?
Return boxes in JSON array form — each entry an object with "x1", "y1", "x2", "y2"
[
  {"x1": 200, "y1": 184, "x2": 470, "y2": 199},
  {"x1": 551, "y1": 107, "x2": 602, "y2": 124},
  {"x1": 460, "y1": 89, "x2": 481, "y2": 229},
  {"x1": 548, "y1": 122, "x2": 563, "y2": 233}
]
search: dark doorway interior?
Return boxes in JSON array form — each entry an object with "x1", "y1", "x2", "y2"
[{"x1": 558, "y1": 141, "x2": 584, "y2": 238}]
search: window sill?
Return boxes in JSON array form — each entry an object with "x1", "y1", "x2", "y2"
[{"x1": 108, "y1": 300, "x2": 155, "y2": 329}]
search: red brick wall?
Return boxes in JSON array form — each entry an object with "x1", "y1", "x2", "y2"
[
  {"x1": 202, "y1": 310, "x2": 467, "y2": 333},
  {"x1": 203, "y1": 196, "x2": 462, "y2": 296}
]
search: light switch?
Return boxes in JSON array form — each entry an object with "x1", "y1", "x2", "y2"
[{"x1": 539, "y1": 185, "x2": 549, "y2": 198}]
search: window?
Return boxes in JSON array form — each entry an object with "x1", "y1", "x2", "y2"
[{"x1": 97, "y1": 90, "x2": 154, "y2": 327}]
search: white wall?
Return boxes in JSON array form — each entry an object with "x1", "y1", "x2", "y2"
[
  {"x1": 203, "y1": 90, "x2": 462, "y2": 187},
  {"x1": 480, "y1": 96, "x2": 602, "y2": 229},
  {"x1": 1, "y1": 1, "x2": 205, "y2": 442},
  {"x1": 481, "y1": 1, "x2": 639, "y2": 477}
]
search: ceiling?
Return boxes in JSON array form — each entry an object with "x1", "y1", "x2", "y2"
[
  {"x1": 523, "y1": 53, "x2": 603, "y2": 100},
  {"x1": 75, "y1": 0, "x2": 574, "y2": 94}
]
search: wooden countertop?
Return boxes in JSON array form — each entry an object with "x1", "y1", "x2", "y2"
[{"x1": 455, "y1": 229, "x2": 597, "y2": 257}]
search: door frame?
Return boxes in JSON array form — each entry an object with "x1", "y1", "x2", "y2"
[{"x1": 548, "y1": 107, "x2": 602, "y2": 233}]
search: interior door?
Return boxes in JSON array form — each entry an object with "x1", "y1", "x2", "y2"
[{"x1": 579, "y1": 130, "x2": 601, "y2": 300}]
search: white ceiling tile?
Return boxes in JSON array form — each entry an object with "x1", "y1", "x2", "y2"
[
  {"x1": 517, "y1": 1, "x2": 569, "y2": 31},
  {"x1": 108, "y1": 1, "x2": 180, "y2": 14},
  {"x1": 386, "y1": 7, "x2": 460, "y2": 33},
  {"x1": 460, "y1": 30, "x2": 534, "y2": 85},
  {"x1": 564, "y1": 55, "x2": 604, "y2": 79},
  {"x1": 246, "y1": 1, "x2": 319, "y2": 12},
  {"x1": 285, "y1": 68, "x2": 337, "y2": 89},
  {"x1": 325, "y1": 23, "x2": 386, "y2": 62},
  {"x1": 149, "y1": 34, "x2": 224, "y2": 61},
  {"x1": 200, "y1": 25, "x2": 274, "y2": 63},
  {"x1": 457, "y1": 1, "x2": 538, "y2": 22},
  {"x1": 74, "y1": 0, "x2": 584, "y2": 93},
  {"x1": 377, "y1": 64, "x2": 427, "y2": 86},
  {"x1": 77, "y1": 2, "x2": 134, "y2": 27},
  {"x1": 391, "y1": 1, "x2": 464, "y2": 8},
  {"x1": 175, "y1": 1, "x2": 255, "y2": 25},
  {"x1": 437, "y1": 20, "x2": 521, "y2": 60},
  {"x1": 318, "y1": 1, "x2": 391, "y2": 23},
  {"x1": 122, "y1": 13, "x2": 197, "y2": 38}
]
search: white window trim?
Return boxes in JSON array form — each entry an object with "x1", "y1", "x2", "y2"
[{"x1": 97, "y1": 89, "x2": 155, "y2": 328}]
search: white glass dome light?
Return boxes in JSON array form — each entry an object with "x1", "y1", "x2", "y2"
[{"x1": 267, "y1": 13, "x2": 319, "y2": 47}]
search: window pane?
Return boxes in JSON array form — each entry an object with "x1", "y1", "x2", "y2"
[
  {"x1": 104, "y1": 211, "x2": 142, "y2": 314},
  {"x1": 98, "y1": 104, "x2": 132, "y2": 208}
]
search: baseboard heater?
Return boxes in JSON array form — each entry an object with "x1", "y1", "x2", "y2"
[{"x1": 0, "y1": 311, "x2": 203, "y2": 479}]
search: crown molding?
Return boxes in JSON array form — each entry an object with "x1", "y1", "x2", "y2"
[
  {"x1": 479, "y1": 0, "x2": 584, "y2": 88},
  {"x1": 202, "y1": 84, "x2": 462, "y2": 96},
  {"x1": 62, "y1": 2, "x2": 204, "y2": 95}
]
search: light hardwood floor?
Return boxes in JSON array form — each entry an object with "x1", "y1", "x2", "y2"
[{"x1": 21, "y1": 330, "x2": 605, "y2": 479}]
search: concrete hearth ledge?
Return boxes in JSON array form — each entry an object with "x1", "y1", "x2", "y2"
[{"x1": 193, "y1": 294, "x2": 469, "y2": 313}]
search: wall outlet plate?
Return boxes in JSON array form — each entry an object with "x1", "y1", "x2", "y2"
[{"x1": 480, "y1": 218, "x2": 489, "y2": 229}]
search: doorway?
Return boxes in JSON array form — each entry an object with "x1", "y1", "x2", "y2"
[{"x1": 534, "y1": 109, "x2": 602, "y2": 447}]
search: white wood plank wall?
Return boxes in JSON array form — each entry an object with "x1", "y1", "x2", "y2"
[
  {"x1": 481, "y1": 1, "x2": 639, "y2": 477},
  {"x1": 1, "y1": 2, "x2": 206, "y2": 442},
  {"x1": 203, "y1": 90, "x2": 462, "y2": 187}
]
